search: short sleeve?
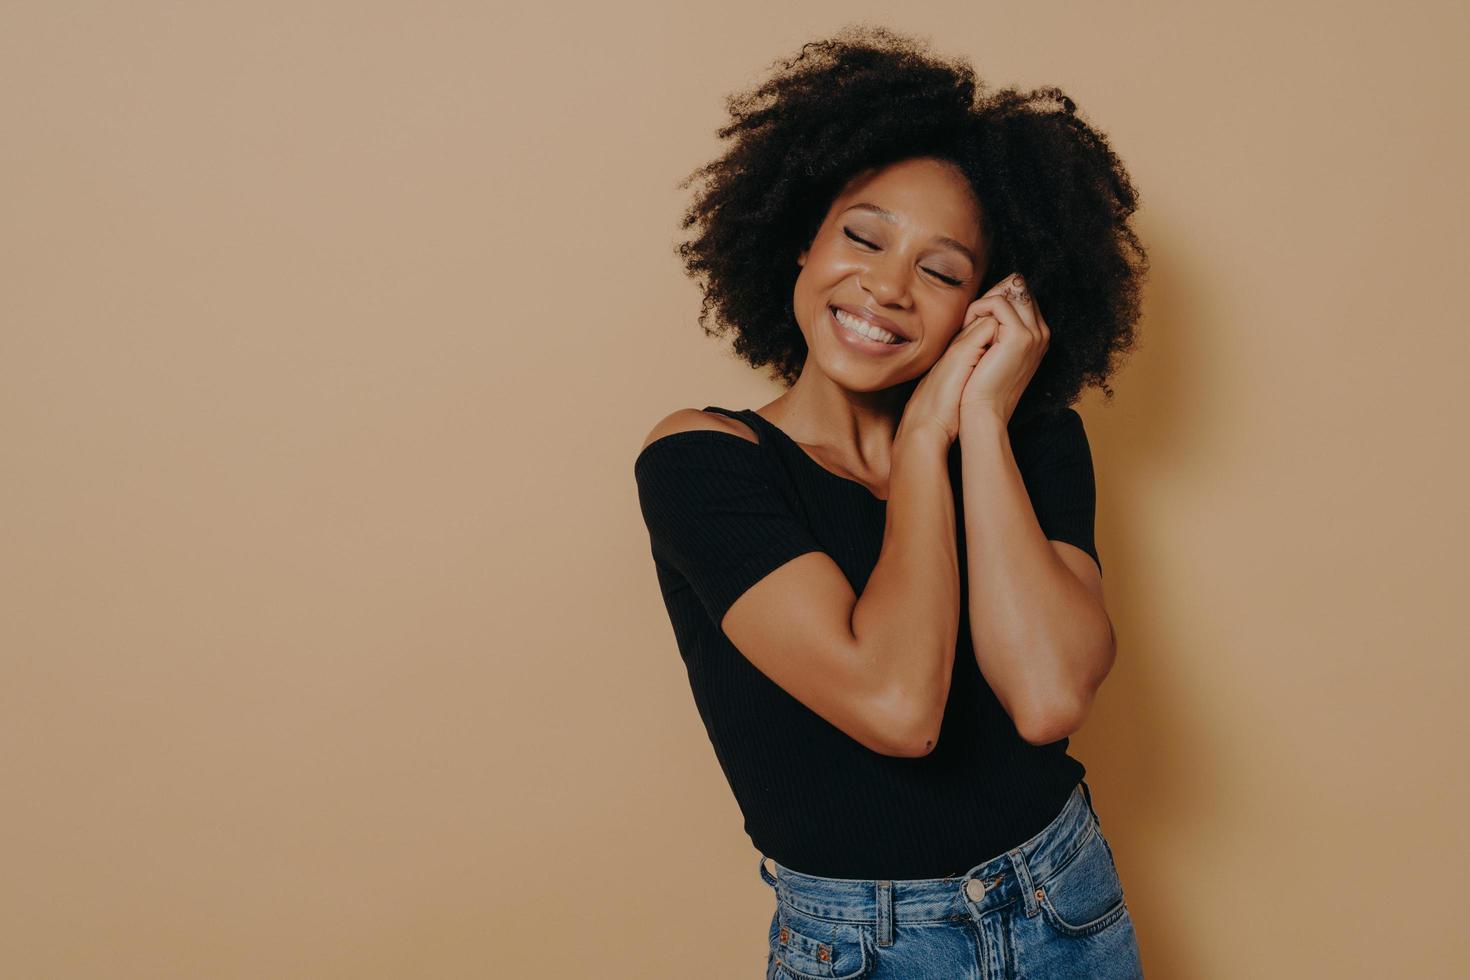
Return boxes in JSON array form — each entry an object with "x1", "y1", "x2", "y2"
[
  {"x1": 633, "y1": 431, "x2": 826, "y2": 625},
  {"x1": 1014, "y1": 408, "x2": 1102, "y2": 575}
]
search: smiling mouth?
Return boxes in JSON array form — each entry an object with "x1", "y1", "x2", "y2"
[{"x1": 830, "y1": 306, "x2": 909, "y2": 345}]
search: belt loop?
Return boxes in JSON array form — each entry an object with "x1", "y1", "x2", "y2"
[
  {"x1": 1007, "y1": 848, "x2": 1040, "y2": 917},
  {"x1": 759, "y1": 855, "x2": 778, "y2": 889},
  {"x1": 875, "y1": 880, "x2": 894, "y2": 947}
]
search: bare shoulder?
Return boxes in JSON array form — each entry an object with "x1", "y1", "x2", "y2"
[{"x1": 638, "y1": 408, "x2": 759, "y2": 454}]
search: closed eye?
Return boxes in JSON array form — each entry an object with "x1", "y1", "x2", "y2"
[{"x1": 843, "y1": 228, "x2": 965, "y2": 286}]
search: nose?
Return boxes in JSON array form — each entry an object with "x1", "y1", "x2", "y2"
[{"x1": 857, "y1": 257, "x2": 911, "y2": 308}]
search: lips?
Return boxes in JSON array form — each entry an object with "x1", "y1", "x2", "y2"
[{"x1": 829, "y1": 303, "x2": 912, "y2": 342}]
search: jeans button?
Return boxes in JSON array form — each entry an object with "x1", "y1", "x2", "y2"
[{"x1": 964, "y1": 878, "x2": 985, "y2": 900}]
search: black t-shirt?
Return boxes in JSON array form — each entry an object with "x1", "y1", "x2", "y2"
[{"x1": 632, "y1": 404, "x2": 1101, "y2": 879}]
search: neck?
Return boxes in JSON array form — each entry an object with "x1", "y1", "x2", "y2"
[{"x1": 762, "y1": 371, "x2": 917, "y2": 468}]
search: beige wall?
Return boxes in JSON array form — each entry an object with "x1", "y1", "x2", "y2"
[{"x1": 3, "y1": 2, "x2": 1467, "y2": 977}]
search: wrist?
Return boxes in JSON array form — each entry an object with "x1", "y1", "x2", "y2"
[
  {"x1": 895, "y1": 417, "x2": 954, "y2": 454},
  {"x1": 958, "y1": 405, "x2": 1009, "y2": 438}
]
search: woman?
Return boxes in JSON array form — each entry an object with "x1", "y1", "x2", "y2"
[{"x1": 633, "y1": 25, "x2": 1147, "y2": 979}]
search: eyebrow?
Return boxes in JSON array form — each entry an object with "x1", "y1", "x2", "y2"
[{"x1": 842, "y1": 203, "x2": 979, "y2": 265}]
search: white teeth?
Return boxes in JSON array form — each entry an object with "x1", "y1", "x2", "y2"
[{"x1": 833, "y1": 308, "x2": 903, "y2": 344}]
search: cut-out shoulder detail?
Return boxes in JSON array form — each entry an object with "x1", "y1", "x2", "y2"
[{"x1": 638, "y1": 408, "x2": 759, "y2": 455}]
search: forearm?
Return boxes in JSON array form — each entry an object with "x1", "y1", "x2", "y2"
[
  {"x1": 959, "y1": 413, "x2": 1112, "y2": 741},
  {"x1": 850, "y1": 422, "x2": 960, "y2": 751}
]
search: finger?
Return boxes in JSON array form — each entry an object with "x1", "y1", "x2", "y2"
[
  {"x1": 1034, "y1": 307, "x2": 1050, "y2": 348},
  {"x1": 977, "y1": 318, "x2": 999, "y2": 352},
  {"x1": 1010, "y1": 275, "x2": 1050, "y2": 349},
  {"x1": 961, "y1": 313, "x2": 999, "y2": 350},
  {"x1": 964, "y1": 294, "x2": 1036, "y2": 349},
  {"x1": 966, "y1": 274, "x2": 1038, "y2": 338},
  {"x1": 1002, "y1": 275, "x2": 1041, "y2": 337},
  {"x1": 979, "y1": 272, "x2": 1020, "y2": 299}
]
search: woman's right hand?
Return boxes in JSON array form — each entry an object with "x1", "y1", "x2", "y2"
[{"x1": 897, "y1": 276, "x2": 1015, "y2": 445}]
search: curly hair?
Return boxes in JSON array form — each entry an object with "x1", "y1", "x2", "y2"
[{"x1": 673, "y1": 23, "x2": 1148, "y2": 419}]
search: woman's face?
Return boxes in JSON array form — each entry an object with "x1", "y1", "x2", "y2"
[{"x1": 793, "y1": 156, "x2": 987, "y2": 390}]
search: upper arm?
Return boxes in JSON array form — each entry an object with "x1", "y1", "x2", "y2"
[
  {"x1": 634, "y1": 410, "x2": 928, "y2": 757},
  {"x1": 1020, "y1": 408, "x2": 1115, "y2": 668},
  {"x1": 1029, "y1": 409, "x2": 1109, "y2": 624},
  {"x1": 1051, "y1": 540, "x2": 1105, "y2": 606},
  {"x1": 1036, "y1": 413, "x2": 1115, "y2": 690},
  {"x1": 1017, "y1": 408, "x2": 1103, "y2": 579}
]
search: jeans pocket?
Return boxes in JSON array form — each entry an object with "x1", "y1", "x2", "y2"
[
  {"x1": 767, "y1": 900, "x2": 874, "y2": 979},
  {"x1": 1034, "y1": 824, "x2": 1130, "y2": 938}
]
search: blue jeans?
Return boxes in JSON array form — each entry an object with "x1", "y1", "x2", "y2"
[{"x1": 759, "y1": 781, "x2": 1143, "y2": 979}]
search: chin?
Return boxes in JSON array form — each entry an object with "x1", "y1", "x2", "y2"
[{"x1": 809, "y1": 351, "x2": 909, "y2": 392}]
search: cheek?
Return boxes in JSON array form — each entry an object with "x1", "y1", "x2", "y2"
[
  {"x1": 809, "y1": 238, "x2": 860, "y2": 277},
  {"x1": 926, "y1": 301, "x2": 971, "y2": 341},
  {"x1": 914, "y1": 316, "x2": 968, "y2": 364}
]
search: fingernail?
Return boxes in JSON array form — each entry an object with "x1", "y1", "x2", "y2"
[{"x1": 1012, "y1": 274, "x2": 1024, "y2": 287}]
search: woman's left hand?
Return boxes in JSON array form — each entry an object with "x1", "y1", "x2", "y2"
[{"x1": 957, "y1": 273, "x2": 1051, "y2": 427}]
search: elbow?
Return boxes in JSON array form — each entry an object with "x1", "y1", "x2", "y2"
[
  {"x1": 891, "y1": 711, "x2": 943, "y2": 757},
  {"x1": 893, "y1": 681, "x2": 948, "y2": 756},
  {"x1": 883, "y1": 730, "x2": 940, "y2": 759},
  {"x1": 867, "y1": 688, "x2": 943, "y2": 758},
  {"x1": 1014, "y1": 692, "x2": 1090, "y2": 746},
  {"x1": 858, "y1": 643, "x2": 955, "y2": 757},
  {"x1": 1016, "y1": 709, "x2": 1080, "y2": 747},
  {"x1": 1016, "y1": 633, "x2": 1114, "y2": 746}
]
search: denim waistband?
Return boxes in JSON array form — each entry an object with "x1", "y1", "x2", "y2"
[{"x1": 759, "y1": 781, "x2": 1100, "y2": 931}]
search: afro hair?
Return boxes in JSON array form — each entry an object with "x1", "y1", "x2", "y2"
[{"x1": 673, "y1": 23, "x2": 1148, "y2": 419}]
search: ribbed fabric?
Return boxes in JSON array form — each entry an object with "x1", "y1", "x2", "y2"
[{"x1": 632, "y1": 404, "x2": 1101, "y2": 880}]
